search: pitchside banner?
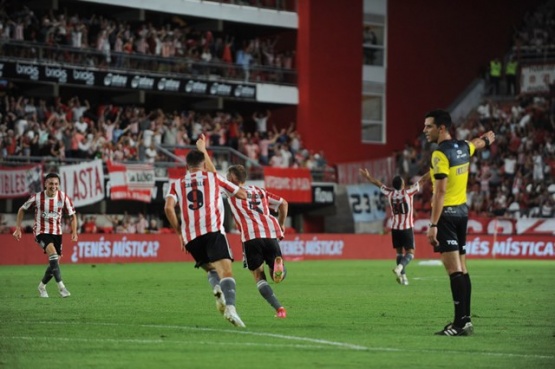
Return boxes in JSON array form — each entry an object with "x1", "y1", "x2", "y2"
[
  {"x1": 0, "y1": 164, "x2": 43, "y2": 198},
  {"x1": 346, "y1": 184, "x2": 386, "y2": 222},
  {"x1": 263, "y1": 167, "x2": 312, "y2": 203},
  {"x1": 413, "y1": 216, "x2": 555, "y2": 235},
  {"x1": 1, "y1": 233, "x2": 553, "y2": 265},
  {"x1": 59, "y1": 160, "x2": 105, "y2": 207},
  {"x1": 107, "y1": 161, "x2": 155, "y2": 202}
]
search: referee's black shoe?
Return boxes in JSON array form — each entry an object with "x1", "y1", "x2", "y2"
[{"x1": 435, "y1": 322, "x2": 473, "y2": 336}]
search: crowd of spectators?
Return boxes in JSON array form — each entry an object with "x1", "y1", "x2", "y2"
[
  {"x1": 398, "y1": 92, "x2": 555, "y2": 220},
  {"x1": 512, "y1": 0, "x2": 555, "y2": 59},
  {"x1": 0, "y1": 92, "x2": 330, "y2": 173},
  {"x1": 0, "y1": 2, "x2": 296, "y2": 83},
  {"x1": 82, "y1": 212, "x2": 161, "y2": 234}
]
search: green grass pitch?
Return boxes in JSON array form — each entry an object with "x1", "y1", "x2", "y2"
[{"x1": 1, "y1": 260, "x2": 554, "y2": 369}]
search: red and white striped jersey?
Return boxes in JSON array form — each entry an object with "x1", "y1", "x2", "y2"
[
  {"x1": 166, "y1": 171, "x2": 240, "y2": 244},
  {"x1": 21, "y1": 190, "x2": 76, "y2": 236},
  {"x1": 227, "y1": 185, "x2": 284, "y2": 242},
  {"x1": 380, "y1": 183, "x2": 419, "y2": 230}
]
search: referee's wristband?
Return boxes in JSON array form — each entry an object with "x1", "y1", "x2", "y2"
[
  {"x1": 481, "y1": 136, "x2": 490, "y2": 147},
  {"x1": 429, "y1": 223, "x2": 438, "y2": 228}
]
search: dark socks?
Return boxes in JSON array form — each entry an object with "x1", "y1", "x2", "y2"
[
  {"x1": 42, "y1": 265, "x2": 54, "y2": 284},
  {"x1": 396, "y1": 253, "x2": 413, "y2": 274},
  {"x1": 464, "y1": 273, "x2": 472, "y2": 321},
  {"x1": 449, "y1": 272, "x2": 467, "y2": 328},
  {"x1": 400, "y1": 253, "x2": 413, "y2": 274},
  {"x1": 48, "y1": 254, "x2": 62, "y2": 283}
]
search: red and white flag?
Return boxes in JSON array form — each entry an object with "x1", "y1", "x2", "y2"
[
  {"x1": 107, "y1": 161, "x2": 155, "y2": 203},
  {"x1": 0, "y1": 164, "x2": 43, "y2": 198}
]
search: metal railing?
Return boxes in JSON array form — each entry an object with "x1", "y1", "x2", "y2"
[
  {"x1": 0, "y1": 40, "x2": 297, "y2": 86},
  {"x1": 1, "y1": 144, "x2": 337, "y2": 183}
]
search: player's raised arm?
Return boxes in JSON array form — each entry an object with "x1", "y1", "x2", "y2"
[
  {"x1": 196, "y1": 134, "x2": 216, "y2": 173},
  {"x1": 359, "y1": 168, "x2": 384, "y2": 187}
]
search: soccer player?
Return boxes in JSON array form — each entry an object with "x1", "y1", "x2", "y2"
[
  {"x1": 423, "y1": 109, "x2": 496, "y2": 336},
  {"x1": 226, "y1": 164, "x2": 288, "y2": 318},
  {"x1": 164, "y1": 134, "x2": 248, "y2": 327},
  {"x1": 359, "y1": 169, "x2": 429, "y2": 285},
  {"x1": 13, "y1": 172, "x2": 78, "y2": 298}
]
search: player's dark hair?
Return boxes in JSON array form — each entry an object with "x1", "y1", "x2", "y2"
[
  {"x1": 392, "y1": 175, "x2": 403, "y2": 190},
  {"x1": 186, "y1": 150, "x2": 205, "y2": 168},
  {"x1": 425, "y1": 109, "x2": 452, "y2": 129},
  {"x1": 44, "y1": 172, "x2": 60, "y2": 181},
  {"x1": 228, "y1": 165, "x2": 247, "y2": 183}
]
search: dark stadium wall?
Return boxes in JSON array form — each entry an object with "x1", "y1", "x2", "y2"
[
  {"x1": 296, "y1": 0, "x2": 362, "y2": 165},
  {"x1": 297, "y1": 0, "x2": 543, "y2": 165}
]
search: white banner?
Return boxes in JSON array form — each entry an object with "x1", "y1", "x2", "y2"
[
  {"x1": 59, "y1": 160, "x2": 105, "y2": 208},
  {"x1": 520, "y1": 64, "x2": 555, "y2": 94},
  {"x1": 346, "y1": 184, "x2": 386, "y2": 222},
  {"x1": 0, "y1": 164, "x2": 43, "y2": 198}
]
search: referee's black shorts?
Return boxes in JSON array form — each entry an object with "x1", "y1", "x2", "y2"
[{"x1": 434, "y1": 204, "x2": 468, "y2": 254}]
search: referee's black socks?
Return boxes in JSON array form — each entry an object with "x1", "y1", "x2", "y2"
[{"x1": 449, "y1": 271, "x2": 467, "y2": 328}]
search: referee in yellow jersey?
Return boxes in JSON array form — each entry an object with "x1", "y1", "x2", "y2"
[{"x1": 423, "y1": 109, "x2": 496, "y2": 336}]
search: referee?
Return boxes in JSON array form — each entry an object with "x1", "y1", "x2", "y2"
[{"x1": 423, "y1": 109, "x2": 496, "y2": 336}]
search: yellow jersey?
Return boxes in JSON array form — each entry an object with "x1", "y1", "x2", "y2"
[{"x1": 430, "y1": 139, "x2": 475, "y2": 206}]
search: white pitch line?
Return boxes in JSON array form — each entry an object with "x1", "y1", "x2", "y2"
[
  {"x1": 3, "y1": 336, "x2": 333, "y2": 350},
  {"x1": 7, "y1": 321, "x2": 554, "y2": 360},
  {"x1": 15, "y1": 320, "x2": 368, "y2": 351}
]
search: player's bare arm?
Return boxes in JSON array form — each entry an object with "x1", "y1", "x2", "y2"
[
  {"x1": 12, "y1": 207, "x2": 25, "y2": 241},
  {"x1": 359, "y1": 168, "x2": 383, "y2": 187},
  {"x1": 277, "y1": 199, "x2": 289, "y2": 232},
  {"x1": 164, "y1": 196, "x2": 186, "y2": 252},
  {"x1": 196, "y1": 133, "x2": 217, "y2": 173},
  {"x1": 234, "y1": 187, "x2": 247, "y2": 200},
  {"x1": 427, "y1": 177, "x2": 447, "y2": 247},
  {"x1": 70, "y1": 213, "x2": 78, "y2": 242},
  {"x1": 418, "y1": 171, "x2": 431, "y2": 185}
]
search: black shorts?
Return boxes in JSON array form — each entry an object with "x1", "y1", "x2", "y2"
[
  {"x1": 434, "y1": 204, "x2": 468, "y2": 254},
  {"x1": 391, "y1": 228, "x2": 415, "y2": 250},
  {"x1": 242, "y1": 238, "x2": 282, "y2": 271},
  {"x1": 185, "y1": 232, "x2": 234, "y2": 268},
  {"x1": 35, "y1": 234, "x2": 63, "y2": 255}
]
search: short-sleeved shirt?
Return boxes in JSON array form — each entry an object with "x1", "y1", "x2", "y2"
[
  {"x1": 227, "y1": 185, "x2": 284, "y2": 242},
  {"x1": 380, "y1": 183, "x2": 419, "y2": 230},
  {"x1": 430, "y1": 139, "x2": 475, "y2": 207},
  {"x1": 21, "y1": 190, "x2": 76, "y2": 236},
  {"x1": 166, "y1": 171, "x2": 239, "y2": 244}
]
